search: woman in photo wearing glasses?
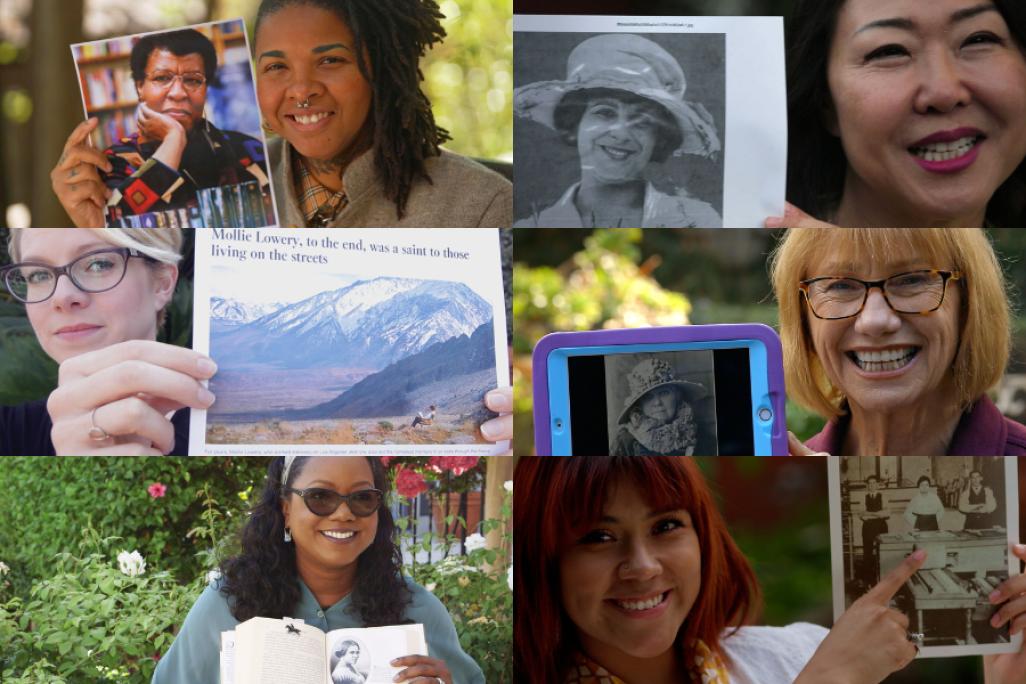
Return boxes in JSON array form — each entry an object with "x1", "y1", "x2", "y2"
[
  {"x1": 52, "y1": 29, "x2": 268, "y2": 226},
  {"x1": 771, "y1": 227, "x2": 1026, "y2": 456},
  {"x1": 0, "y1": 227, "x2": 217, "y2": 456},
  {"x1": 152, "y1": 456, "x2": 484, "y2": 684}
]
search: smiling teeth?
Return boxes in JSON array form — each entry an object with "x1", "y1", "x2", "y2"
[
  {"x1": 294, "y1": 112, "x2": 330, "y2": 125},
  {"x1": 851, "y1": 347, "x2": 918, "y2": 372},
  {"x1": 322, "y1": 530, "x2": 354, "y2": 540},
  {"x1": 910, "y1": 136, "x2": 979, "y2": 162},
  {"x1": 601, "y1": 146, "x2": 632, "y2": 160},
  {"x1": 615, "y1": 593, "x2": 666, "y2": 611}
]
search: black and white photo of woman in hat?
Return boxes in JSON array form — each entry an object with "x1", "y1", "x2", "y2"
[
  {"x1": 609, "y1": 357, "x2": 710, "y2": 456},
  {"x1": 513, "y1": 32, "x2": 724, "y2": 228}
]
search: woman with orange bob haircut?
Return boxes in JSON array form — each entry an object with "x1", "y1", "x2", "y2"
[{"x1": 514, "y1": 456, "x2": 938, "y2": 684}]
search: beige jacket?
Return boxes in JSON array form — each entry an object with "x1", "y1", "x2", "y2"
[{"x1": 268, "y1": 137, "x2": 511, "y2": 227}]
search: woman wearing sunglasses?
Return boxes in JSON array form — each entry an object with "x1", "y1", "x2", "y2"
[
  {"x1": 771, "y1": 227, "x2": 1026, "y2": 456},
  {"x1": 153, "y1": 456, "x2": 484, "y2": 684},
  {"x1": 0, "y1": 227, "x2": 216, "y2": 456}
]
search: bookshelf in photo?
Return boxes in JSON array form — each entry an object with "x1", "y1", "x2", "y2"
[{"x1": 73, "y1": 19, "x2": 248, "y2": 150}]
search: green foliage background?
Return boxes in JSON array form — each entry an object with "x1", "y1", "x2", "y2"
[
  {"x1": 423, "y1": 0, "x2": 513, "y2": 161},
  {"x1": 0, "y1": 458, "x2": 266, "y2": 597},
  {"x1": 0, "y1": 458, "x2": 513, "y2": 683}
]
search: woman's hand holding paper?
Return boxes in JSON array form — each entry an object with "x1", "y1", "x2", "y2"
[
  {"x1": 796, "y1": 550, "x2": 927, "y2": 684},
  {"x1": 984, "y1": 543, "x2": 1026, "y2": 684},
  {"x1": 480, "y1": 387, "x2": 512, "y2": 456},
  {"x1": 50, "y1": 118, "x2": 112, "y2": 228},
  {"x1": 390, "y1": 654, "x2": 451, "y2": 684},
  {"x1": 764, "y1": 202, "x2": 838, "y2": 230},
  {"x1": 48, "y1": 340, "x2": 217, "y2": 455}
]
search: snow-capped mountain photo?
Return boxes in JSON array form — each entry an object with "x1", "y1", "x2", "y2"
[
  {"x1": 205, "y1": 275, "x2": 496, "y2": 445},
  {"x1": 210, "y1": 277, "x2": 491, "y2": 371},
  {"x1": 193, "y1": 227, "x2": 508, "y2": 454}
]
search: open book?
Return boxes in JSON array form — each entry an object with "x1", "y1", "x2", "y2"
[{"x1": 220, "y1": 617, "x2": 427, "y2": 684}]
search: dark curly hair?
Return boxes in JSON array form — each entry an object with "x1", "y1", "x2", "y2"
[
  {"x1": 786, "y1": 0, "x2": 1026, "y2": 226},
  {"x1": 255, "y1": 0, "x2": 452, "y2": 219},
  {"x1": 130, "y1": 29, "x2": 218, "y2": 85},
  {"x1": 218, "y1": 457, "x2": 411, "y2": 625},
  {"x1": 552, "y1": 88, "x2": 682, "y2": 164}
]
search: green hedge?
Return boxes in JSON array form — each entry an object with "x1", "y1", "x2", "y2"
[{"x1": 0, "y1": 457, "x2": 267, "y2": 596}]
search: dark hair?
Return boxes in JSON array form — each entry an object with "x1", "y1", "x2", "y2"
[
  {"x1": 917, "y1": 476, "x2": 933, "y2": 488},
  {"x1": 786, "y1": 0, "x2": 1026, "y2": 226},
  {"x1": 130, "y1": 28, "x2": 218, "y2": 85},
  {"x1": 255, "y1": 0, "x2": 451, "y2": 219},
  {"x1": 553, "y1": 88, "x2": 682, "y2": 164},
  {"x1": 218, "y1": 457, "x2": 411, "y2": 625},
  {"x1": 334, "y1": 638, "x2": 360, "y2": 657},
  {"x1": 514, "y1": 456, "x2": 760, "y2": 684},
  {"x1": 866, "y1": 475, "x2": 879, "y2": 484}
]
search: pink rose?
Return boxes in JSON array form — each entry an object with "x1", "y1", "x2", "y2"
[
  {"x1": 380, "y1": 456, "x2": 395, "y2": 467},
  {"x1": 395, "y1": 467, "x2": 428, "y2": 499},
  {"x1": 147, "y1": 483, "x2": 167, "y2": 499},
  {"x1": 428, "y1": 456, "x2": 480, "y2": 476}
]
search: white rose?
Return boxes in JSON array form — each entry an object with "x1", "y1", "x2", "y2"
[
  {"x1": 465, "y1": 533, "x2": 487, "y2": 553},
  {"x1": 0, "y1": 561, "x2": 9, "y2": 576},
  {"x1": 503, "y1": 480, "x2": 513, "y2": 493},
  {"x1": 206, "y1": 569, "x2": 222, "y2": 585},
  {"x1": 117, "y1": 550, "x2": 146, "y2": 577}
]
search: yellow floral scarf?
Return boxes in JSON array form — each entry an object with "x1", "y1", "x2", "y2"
[{"x1": 565, "y1": 641, "x2": 730, "y2": 684}]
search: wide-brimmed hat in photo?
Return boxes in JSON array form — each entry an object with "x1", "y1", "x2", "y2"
[
  {"x1": 617, "y1": 358, "x2": 707, "y2": 425},
  {"x1": 514, "y1": 33, "x2": 721, "y2": 159}
]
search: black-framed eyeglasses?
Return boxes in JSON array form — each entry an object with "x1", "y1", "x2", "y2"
[
  {"x1": 284, "y1": 487, "x2": 383, "y2": 517},
  {"x1": 146, "y1": 71, "x2": 207, "y2": 91},
  {"x1": 0, "y1": 248, "x2": 155, "y2": 304},
  {"x1": 799, "y1": 270, "x2": 962, "y2": 320}
]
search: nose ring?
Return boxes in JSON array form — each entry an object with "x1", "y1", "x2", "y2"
[{"x1": 297, "y1": 98, "x2": 311, "y2": 109}]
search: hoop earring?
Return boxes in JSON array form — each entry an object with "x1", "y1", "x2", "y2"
[{"x1": 284, "y1": 527, "x2": 293, "y2": 543}]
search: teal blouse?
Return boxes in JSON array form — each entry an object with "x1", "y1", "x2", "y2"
[{"x1": 151, "y1": 577, "x2": 485, "y2": 684}]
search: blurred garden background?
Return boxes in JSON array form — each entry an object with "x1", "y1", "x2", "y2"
[
  {"x1": 514, "y1": 228, "x2": 1026, "y2": 456},
  {"x1": 0, "y1": 455, "x2": 513, "y2": 683},
  {"x1": 0, "y1": 0, "x2": 512, "y2": 227}
]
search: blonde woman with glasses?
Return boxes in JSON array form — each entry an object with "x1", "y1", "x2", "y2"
[
  {"x1": 772, "y1": 227, "x2": 1026, "y2": 457},
  {"x1": 0, "y1": 227, "x2": 215, "y2": 456}
]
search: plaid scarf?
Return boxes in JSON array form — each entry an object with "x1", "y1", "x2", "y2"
[
  {"x1": 566, "y1": 641, "x2": 729, "y2": 684},
  {"x1": 293, "y1": 149, "x2": 349, "y2": 226}
]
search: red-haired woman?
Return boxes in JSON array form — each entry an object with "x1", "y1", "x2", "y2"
[{"x1": 515, "y1": 456, "x2": 938, "y2": 684}]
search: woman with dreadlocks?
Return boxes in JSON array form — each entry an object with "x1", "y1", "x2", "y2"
[
  {"x1": 254, "y1": 0, "x2": 512, "y2": 227},
  {"x1": 152, "y1": 456, "x2": 485, "y2": 683}
]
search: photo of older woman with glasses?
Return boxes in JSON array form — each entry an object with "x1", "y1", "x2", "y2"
[
  {"x1": 771, "y1": 227, "x2": 1026, "y2": 456},
  {"x1": 53, "y1": 24, "x2": 271, "y2": 227}
]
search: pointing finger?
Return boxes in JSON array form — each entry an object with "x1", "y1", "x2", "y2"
[{"x1": 864, "y1": 549, "x2": 927, "y2": 604}]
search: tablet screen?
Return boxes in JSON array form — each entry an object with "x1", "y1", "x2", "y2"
[{"x1": 566, "y1": 348, "x2": 753, "y2": 455}]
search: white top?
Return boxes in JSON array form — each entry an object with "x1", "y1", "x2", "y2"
[{"x1": 722, "y1": 622, "x2": 828, "y2": 684}]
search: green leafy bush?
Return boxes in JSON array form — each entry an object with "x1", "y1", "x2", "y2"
[
  {"x1": 403, "y1": 487, "x2": 513, "y2": 683},
  {"x1": 0, "y1": 458, "x2": 266, "y2": 596},
  {"x1": 512, "y1": 229, "x2": 693, "y2": 452},
  {"x1": 1, "y1": 458, "x2": 512, "y2": 682},
  {"x1": 0, "y1": 529, "x2": 197, "y2": 683}
]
